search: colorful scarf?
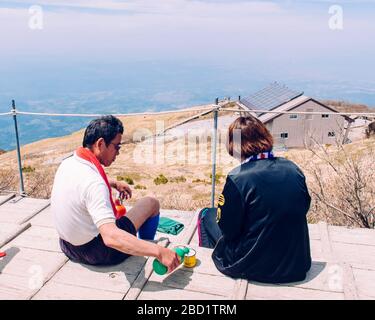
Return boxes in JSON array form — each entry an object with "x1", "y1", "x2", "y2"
[
  {"x1": 76, "y1": 147, "x2": 121, "y2": 219},
  {"x1": 242, "y1": 150, "x2": 275, "y2": 165}
]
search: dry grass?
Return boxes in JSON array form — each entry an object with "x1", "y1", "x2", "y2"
[
  {"x1": 0, "y1": 168, "x2": 17, "y2": 193},
  {"x1": 288, "y1": 137, "x2": 375, "y2": 228}
]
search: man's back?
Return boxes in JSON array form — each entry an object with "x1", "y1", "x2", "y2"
[{"x1": 51, "y1": 154, "x2": 114, "y2": 246}]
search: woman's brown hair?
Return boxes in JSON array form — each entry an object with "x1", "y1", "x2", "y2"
[{"x1": 227, "y1": 116, "x2": 273, "y2": 160}]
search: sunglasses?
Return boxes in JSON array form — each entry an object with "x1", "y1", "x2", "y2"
[{"x1": 110, "y1": 142, "x2": 122, "y2": 151}]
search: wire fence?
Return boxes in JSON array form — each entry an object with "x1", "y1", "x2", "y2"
[{"x1": 1, "y1": 99, "x2": 375, "y2": 206}]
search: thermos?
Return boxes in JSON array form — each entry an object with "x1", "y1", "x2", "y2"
[{"x1": 153, "y1": 246, "x2": 190, "y2": 275}]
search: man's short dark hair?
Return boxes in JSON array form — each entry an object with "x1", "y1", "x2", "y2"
[{"x1": 82, "y1": 115, "x2": 124, "y2": 148}]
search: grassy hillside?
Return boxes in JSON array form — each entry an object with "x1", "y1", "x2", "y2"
[{"x1": 323, "y1": 100, "x2": 375, "y2": 113}]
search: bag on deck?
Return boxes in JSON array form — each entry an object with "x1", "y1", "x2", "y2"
[{"x1": 197, "y1": 207, "x2": 222, "y2": 249}]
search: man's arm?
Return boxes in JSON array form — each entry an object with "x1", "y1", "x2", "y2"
[
  {"x1": 99, "y1": 222, "x2": 180, "y2": 273},
  {"x1": 108, "y1": 178, "x2": 132, "y2": 199}
]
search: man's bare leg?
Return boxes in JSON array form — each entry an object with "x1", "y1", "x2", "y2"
[{"x1": 125, "y1": 197, "x2": 160, "y2": 231}]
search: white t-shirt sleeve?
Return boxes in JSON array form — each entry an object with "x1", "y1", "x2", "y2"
[{"x1": 84, "y1": 180, "x2": 116, "y2": 227}]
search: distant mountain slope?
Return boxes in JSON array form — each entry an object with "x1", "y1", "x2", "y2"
[{"x1": 323, "y1": 100, "x2": 374, "y2": 113}]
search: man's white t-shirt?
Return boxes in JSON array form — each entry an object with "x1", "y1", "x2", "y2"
[{"x1": 51, "y1": 153, "x2": 115, "y2": 246}]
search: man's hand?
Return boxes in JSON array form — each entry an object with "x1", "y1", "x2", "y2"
[
  {"x1": 110, "y1": 179, "x2": 132, "y2": 200},
  {"x1": 158, "y1": 247, "x2": 181, "y2": 273}
]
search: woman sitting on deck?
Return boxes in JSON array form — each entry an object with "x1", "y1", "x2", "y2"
[{"x1": 199, "y1": 115, "x2": 312, "y2": 283}]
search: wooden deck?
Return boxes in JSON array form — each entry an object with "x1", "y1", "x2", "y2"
[{"x1": 1, "y1": 194, "x2": 375, "y2": 300}]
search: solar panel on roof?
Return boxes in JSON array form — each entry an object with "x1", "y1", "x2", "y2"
[{"x1": 240, "y1": 82, "x2": 303, "y2": 114}]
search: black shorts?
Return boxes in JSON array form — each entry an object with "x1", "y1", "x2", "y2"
[{"x1": 59, "y1": 216, "x2": 137, "y2": 266}]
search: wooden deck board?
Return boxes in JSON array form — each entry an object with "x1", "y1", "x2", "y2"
[
  {"x1": 148, "y1": 268, "x2": 236, "y2": 298},
  {"x1": 29, "y1": 206, "x2": 54, "y2": 228},
  {"x1": 0, "y1": 273, "x2": 38, "y2": 300},
  {"x1": 0, "y1": 193, "x2": 15, "y2": 206},
  {"x1": 351, "y1": 268, "x2": 375, "y2": 299},
  {"x1": 0, "y1": 222, "x2": 31, "y2": 248},
  {"x1": 0, "y1": 245, "x2": 68, "y2": 300},
  {"x1": 331, "y1": 242, "x2": 375, "y2": 266},
  {"x1": 10, "y1": 225, "x2": 61, "y2": 252},
  {"x1": 0, "y1": 197, "x2": 50, "y2": 224},
  {"x1": 246, "y1": 284, "x2": 345, "y2": 300},
  {"x1": 33, "y1": 282, "x2": 124, "y2": 300},
  {"x1": 0, "y1": 245, "x2": 67, "y2": 279},
  {"x1": 138, "y1": 282, "x2": 226, "y2": 300},
  {"x1": 1, "y1": 197, "x2": 375, "y2": 300},
  {"x1": 48, "y1": 257, "x2": 146, "y2": 294},
  {"x1": 329, "y1": 226, "x2": 375, "y2": 246}
]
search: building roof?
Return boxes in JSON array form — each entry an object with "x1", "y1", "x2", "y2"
[
  {"x1": 238, "y1": 82, "x2": 349, "y2": 124},
  {"x1": 240, "y1": 82, "x2": 304, "y2": 115},
  {"x1": 258, "y1": 95, "x2": 310, "y2": 123}
]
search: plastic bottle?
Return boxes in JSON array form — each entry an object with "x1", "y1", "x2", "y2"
[{"x1": 153, "y1": 246, "x2": 190, "y2": 275}]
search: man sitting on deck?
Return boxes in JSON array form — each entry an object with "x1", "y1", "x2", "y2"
[{"x1": 51, "y1": 115, "x2": 180, "y2": 272}]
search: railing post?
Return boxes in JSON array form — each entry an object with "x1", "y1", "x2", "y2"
[
  {"x1": 12, "y1": 100, "x2": 26, "y2": 196},
  {"x1": 210, "y1": 98, "x2": 219, "y2": 208}
]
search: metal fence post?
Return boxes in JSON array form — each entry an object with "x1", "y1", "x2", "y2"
[
  {"x1": 210, "y1": 98, "x2": 219, "y2": 208},
  {"x1": 12, "y1": 100, "x2": 26, "y2": 196}
]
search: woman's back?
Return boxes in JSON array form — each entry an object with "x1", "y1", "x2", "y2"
[{"x1": 212, "y1": 157, "x2": 312, "y2": 283}]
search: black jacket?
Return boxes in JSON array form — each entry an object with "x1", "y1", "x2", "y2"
[{"x1": 212, "y1": 157, "x2": 312, "y2": 283}]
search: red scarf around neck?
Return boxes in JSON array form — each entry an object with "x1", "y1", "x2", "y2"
[{"x1": 76, "y1": 147, "x2": 122, "y2": 219}]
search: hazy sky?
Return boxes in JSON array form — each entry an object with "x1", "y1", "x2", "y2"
[{"x1": 0, "y1": 0, "x2": 374, "y2": 107}]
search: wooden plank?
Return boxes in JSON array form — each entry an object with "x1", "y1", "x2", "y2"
[
  {"x1": 310, "y1": 239, "x2": 325, "y2": 262},
  {"x1": 0, "y1": 245, "x2": 68, "y2": 300},
  {"x1": 0, "y1": 193, "x2": 15, "y2": 206},
  {"x1": 0, "y1": 246, "x2": 68, "y2": 281},
  {"x1": 179, "y1": 209, "x2": 200, "y2": 245},
  {"x1": 0, "y1": 222, "x2": 31, "y2": 248},
  {"x1": 124, "y1": 238, "x2": 169, "y2": 300},
  {"x1": 342, "y1": 263, "x2": 359, "y2": 300},
  {"x1": 29, "y1": 206, "x2": 54, "y2": 228},
  {"x1": 141, "y1": 243, "x2": 237, "y2": 299},
  {"x1": 50, "y1": 256, "x2": 146, "y2": 294},
  {"x1": 10, "y1": 225, "x2": 61, "y2": 252},
  {"x1": 331, "y1": 242, "x2": 375, "y2": 267},
  {"x1": 0, "y1": 273, "x2": 37, "y2": 300},
  {"x1": 308, "y1": 223, "x2": 320, "y2": 240},
  {"x1": 246, "y1": 283, "x2": 344, "y2": 300},
  {"x1": 242, "y1": 261, "x2": 346, "y2": 298},
  {"x1": 329, "y1": 226, "x2": 375, "y2": 246},
  {"x1": 0, "y1": 197, "x2": 50, "y2": 224},
  {"x1": 230, "y1": 279, "x2": 247, "y2": 300},
  {"x1": 352, "y1": 267, "x2": 375, "y2": 299},
  {"x1": 179, "y1": 246, "x2": 222, "y2": 277},
  {"x1": 266, "y1": 262, "x2": 343, "y2": 293},
  {"x1": 318, "y1": 221, "x2": 336, "y2": 263},
  {"x1": 33, "y1": 281, "x2": 124, "y2": 300},
  {"x1": 349, "y1": 263, "x2": 375, "y2": 272},
  {"x1": 148, "y1": 268, "x2": 236, "y2": 298},
  {"x1": 138, "y1": 282, "x2": 225, "y2": 300},
  {"x1": 190, "y1": 231, "x2": 199, "y2": 246}
]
